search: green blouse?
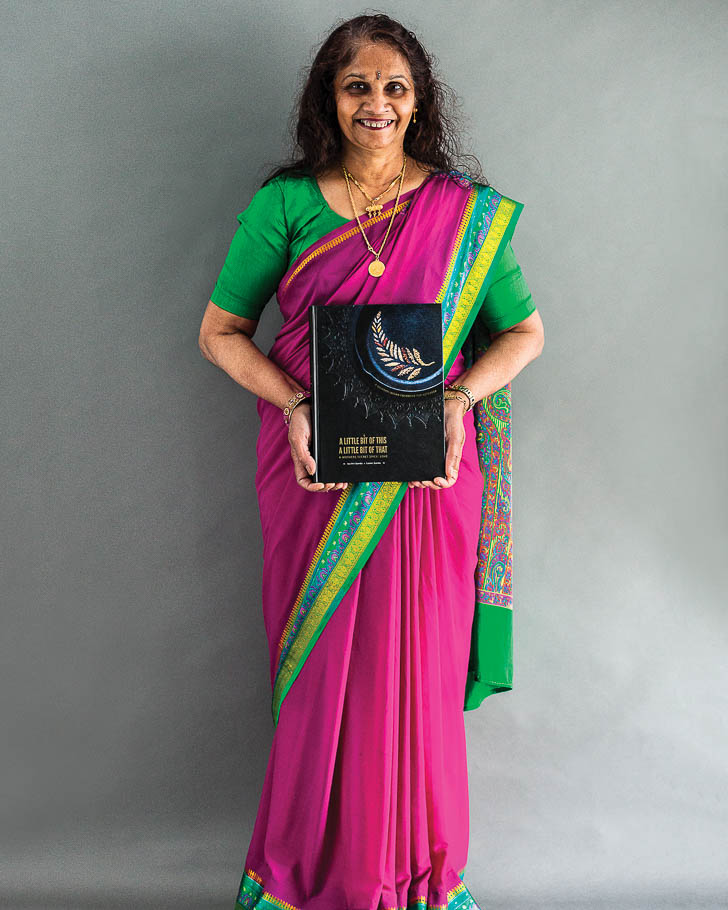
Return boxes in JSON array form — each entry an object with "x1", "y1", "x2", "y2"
[{"x1": 210, "y1": 172, "x2": 535, "y2": 333}]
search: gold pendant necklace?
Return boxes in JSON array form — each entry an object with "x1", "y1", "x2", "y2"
[
  {"x1": 342, "y1": 153, "x2": 407, "y2": 278},
  {"x1": 346, "y1": 168, "x2": 403, "y2": 215}
]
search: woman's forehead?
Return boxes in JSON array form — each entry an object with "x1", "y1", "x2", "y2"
[{"x1": 338, "y1": 42, "x2": 411, "y2": 78}]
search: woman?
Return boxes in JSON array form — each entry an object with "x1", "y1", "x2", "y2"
[{"x1": 199, "y1": 14, "x2": 544, "y2": 910}]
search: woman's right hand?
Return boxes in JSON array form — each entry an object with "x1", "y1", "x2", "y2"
[{"x1": 288, "y1": 402, "x2": 348, "y2": 493}]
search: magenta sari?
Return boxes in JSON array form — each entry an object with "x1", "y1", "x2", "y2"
[{"x1": 237, "y1": 171, "x2": 523, "y2": 910}]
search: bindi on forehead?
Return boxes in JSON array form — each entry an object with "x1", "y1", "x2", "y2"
[
  {"x1": 341, "y1": 70, "x2": 411, "y2": 83},
  {"x1": 343, "y1": 44, "x2": 410, "y2": 82}
]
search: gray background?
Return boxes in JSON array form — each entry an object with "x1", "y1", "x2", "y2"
[{"x1": 2, "y1": 1, "x2": 726, "y2": 908}]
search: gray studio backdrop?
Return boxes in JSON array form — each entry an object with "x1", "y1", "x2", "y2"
[{"x1": 2, "y1": 2, "x2": 726, "y2": 908}]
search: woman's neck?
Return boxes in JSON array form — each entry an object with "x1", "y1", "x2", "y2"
[
  {"x1": 340, "y1": 146, "x2": 408, "y2": 192},
  {"x1": 314, "y1": 152, "x2": 431, "y2": 221}
]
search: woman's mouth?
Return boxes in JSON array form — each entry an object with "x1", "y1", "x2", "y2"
[{"x1": 356, "y1": 119, "x2": 395, "y2": 130}]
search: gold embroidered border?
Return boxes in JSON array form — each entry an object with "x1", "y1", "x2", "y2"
[{"x1": 282, "y1": 202, "x2": 411, "y2": 294}]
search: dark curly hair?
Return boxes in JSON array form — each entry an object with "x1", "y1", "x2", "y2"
[{"x1": 261, "y1": 12, "x2": 487, "y2": 187}]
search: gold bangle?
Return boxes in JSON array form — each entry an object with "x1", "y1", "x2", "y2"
[
  {"x1": 444, "y1": 390, "x2": 469, "y2": 411},
  {"x1": 445, "y1": 383, "x2": 475, "y2": 411},
  {"x1": 283, "y1": 390, "x2": 310, "y2": 426}
]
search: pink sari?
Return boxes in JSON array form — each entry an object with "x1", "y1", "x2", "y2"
[{"x1": 237, "y1": 171, "x2": 523, "y2": 910}]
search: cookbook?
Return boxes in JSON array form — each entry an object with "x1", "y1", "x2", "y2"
[{"x1": 308, "y1": 303, "x2": 446, "y2": 483}]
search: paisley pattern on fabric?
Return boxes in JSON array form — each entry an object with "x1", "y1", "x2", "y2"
[{"x1": 466, "y1": 338, "x2": 513, "y2": 609}]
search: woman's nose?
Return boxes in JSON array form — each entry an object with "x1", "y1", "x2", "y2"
[{"x1": 363, "y1": 87, "x2": 392, "y2": 113}]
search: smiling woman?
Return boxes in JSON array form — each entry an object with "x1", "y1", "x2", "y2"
[
  {"x1": 338, "y1": 52, "x2": 413, "y2": 141},
  {"x1": 313, "y1": 42, "x2": 436, "y2": 227},
  {"x1": 199, "y1": 12, "x2": 543, "y2": 910}
]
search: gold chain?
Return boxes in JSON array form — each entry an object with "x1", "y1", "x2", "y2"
[
  {"x1": 345, "y1": 165, "x2": 404, "y2": 215},
  {"x1": 341, "y1": 152, "x2": 407, "y2": 278}
]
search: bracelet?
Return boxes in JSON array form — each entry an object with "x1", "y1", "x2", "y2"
[
  {"x1": 283, "y1": 389, "x2": 310, "y2": 426},
  {"x1": 445, "y1": 383, "x2": 476, "y2": 411},
  {"x1": 444, "y1": 390, "x2": 470, "y2": 411}
]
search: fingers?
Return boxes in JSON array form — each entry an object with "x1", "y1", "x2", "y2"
[
  {"x1": 293, "y1": 455, "x2": 347, "y2": 492},
  {"x1": 290, "y1": 436, "x2": 347, "y2": 491},
  {"x1": 407, "y1": 474, "x2": 456, "y2": 490},
  {"x1": 406, "y1": 420, "x2": 465, "y2": 489},
  {"x1": 442, "y1": 421, "x2": 465, "y2": 485},
  {"x1": 298, "y1": 479, "x2": 346, "y2": 492},
  {"x1": 290, "y1": 434, "x2": 315, "y2": 477},
  {"x1": 287, "y1": 405, "x2": 326, "y2": 491},
  {"x1": 294, "y1": 466, "x2": 348, "y2": 492},
  {"x1": 444, "y1": 452, "x2": 461, "y2": 483},
  {"x1": 290, "y1": 407, "x2": 466, "y2": 492}
]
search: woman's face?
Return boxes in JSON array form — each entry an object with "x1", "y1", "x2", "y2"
[{"x1": 333, "y1": 42, "x2": 416, "y2": 158}]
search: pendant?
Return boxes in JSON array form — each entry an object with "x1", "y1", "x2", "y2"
[{"x1": 368, "y1": 258, "x2": 385, "y2": 277}]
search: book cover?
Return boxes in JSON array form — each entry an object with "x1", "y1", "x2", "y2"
[{"x1": 309, "y1": 303, "x2": 446, "y2": 483}]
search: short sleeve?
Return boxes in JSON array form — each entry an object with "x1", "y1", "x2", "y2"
[
  {"x1": 209, "y1": 178, "x2": 290, "y2": 320},
  {"x1": 476, "y1": 240, "x2": 535, "y2": 333}
]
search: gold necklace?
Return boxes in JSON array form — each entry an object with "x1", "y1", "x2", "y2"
[
  {"x1": 345, "y1": 167, "x2": 404, "y2": 215},
  {"x1": 342, "y1": 152, "x2": 407, "y2": 278}
]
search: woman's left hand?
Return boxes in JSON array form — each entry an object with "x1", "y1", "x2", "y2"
[{"x1": 408, "y1": 398, "x2": 467, "y2": 490}]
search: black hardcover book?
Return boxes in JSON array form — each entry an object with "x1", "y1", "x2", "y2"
[{"x1": 309, "y1": 303, "x2": 446, "y2": 483}]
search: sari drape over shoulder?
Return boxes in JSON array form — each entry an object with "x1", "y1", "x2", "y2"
[{"x1": 218, "y1": 170, "x2": 529, "y2": 910}]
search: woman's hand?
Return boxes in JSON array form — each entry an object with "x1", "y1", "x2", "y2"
[
  {"x1": 408, "y1": 397, "x2": 467, "y2": 490},
  {"x1": 288, "y1": 402, "x2": 348, "y2": 493}
]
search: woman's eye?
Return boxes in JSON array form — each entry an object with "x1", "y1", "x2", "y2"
[{"x1": 345, "y1": 81, "x2": 406, "y2": 92}]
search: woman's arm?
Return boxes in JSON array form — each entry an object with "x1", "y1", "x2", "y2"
[
  {"x1": 199, "y1": 299, "x2": 347, "y2": 493},
  {"x1": 451, "y1": 309, "x2": 544, "y2": 401},
  {"x1": 198, "y1": 300, "x2": 304, "y2": 408}
]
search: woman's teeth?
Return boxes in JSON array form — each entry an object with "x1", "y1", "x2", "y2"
[{"x1": 357, "y1": 119, "x2": 394, "y2": 129}]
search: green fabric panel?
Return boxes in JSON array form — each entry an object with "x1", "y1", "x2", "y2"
[
  {"x1": 209, "y1": 173, "x2": 535, "y2": 329},
  {"x1": 463, "y1": 603, "x2": 513, "y2": 711},
  {"x1": 209, "y1": 178, "x2": 288, "y2": 320},
  {"x1": 209, "y1": 173, "x2": 343, "y2": 320},
  {"x1": 474, "y1": 239, "x2": 535, "y2": 333}
]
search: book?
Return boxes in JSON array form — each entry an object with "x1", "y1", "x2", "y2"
[{"x1": 308, "y1": 303, "x2": 446, "y2": 483}]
